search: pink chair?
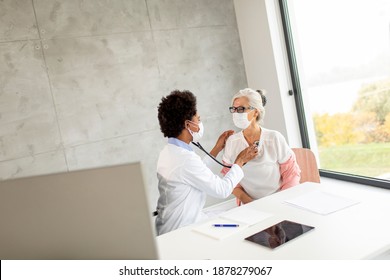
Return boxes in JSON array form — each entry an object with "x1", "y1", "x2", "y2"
[{"x1": 292, "y1": 148, "x2": 321, "y2": 183}]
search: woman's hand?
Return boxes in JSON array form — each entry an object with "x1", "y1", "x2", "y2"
[
  {"x1": 233, "y1": 185, "x2": 253, "y2": 205},
  {"x1": 209, "y1": 130, "x2": 235, "y2": 157},
  {"x1": 234, "y1": 144, "x2": 258, "y2": 167}
]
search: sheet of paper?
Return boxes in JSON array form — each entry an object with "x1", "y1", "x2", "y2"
[
  {"x1": 192, "y1": 218, "x2": 249, "y2": 240},
  {"x1": 219, "y1": 207, "x2": 273, "y2": 226},
  {"x1": 284, "y1": 190, "x2": 360, "y2": 215}
]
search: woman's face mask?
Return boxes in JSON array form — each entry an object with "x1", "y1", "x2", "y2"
[
  {"x1": 187, "y1": 121, "x2": 204, "y2": 142},
  {"x1": 233, "y1": 112, "x2": 253, "y2": 129}
]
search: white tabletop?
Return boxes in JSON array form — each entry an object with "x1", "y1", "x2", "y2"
[{"x1": 156, "y1": 178, "x2": 390, "y2": 259}]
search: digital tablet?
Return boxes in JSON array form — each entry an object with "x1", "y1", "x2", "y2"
[{"x1": 245, "y1": 220, "x2": 314, "y2": 249}]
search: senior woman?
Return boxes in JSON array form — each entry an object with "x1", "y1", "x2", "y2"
[
  {"x1": 155, "y1": 89, "x2": 258, "y2": 235},
  {"x1": 222, "y1": 88, "x2": 301, "y2": 205}
]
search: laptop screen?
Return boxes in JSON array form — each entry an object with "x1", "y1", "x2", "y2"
[{"x1": 0, "y1": 162, "x2": 158, "y2": 260}]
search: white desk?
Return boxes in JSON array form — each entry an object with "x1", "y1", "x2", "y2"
[{"x1": 157, "y1": 178, "x2": 390, "y2": 259}]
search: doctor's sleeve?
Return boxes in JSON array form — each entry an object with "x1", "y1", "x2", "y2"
[{"x1": 182, "y1": 158, "x2": 243, "y2": 199}]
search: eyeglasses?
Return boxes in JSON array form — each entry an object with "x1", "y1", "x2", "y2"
[{"x1": 229, "y1": 106, "x2": 254, "y2": 113}]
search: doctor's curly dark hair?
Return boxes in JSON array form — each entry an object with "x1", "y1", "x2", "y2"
[{"x1": 158, "y1": 90, "x2": 197, "y2": 138}]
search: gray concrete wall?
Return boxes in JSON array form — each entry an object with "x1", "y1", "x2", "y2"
[{"x1": 0, "y1": 0, "x2": 247, "y2": 209}]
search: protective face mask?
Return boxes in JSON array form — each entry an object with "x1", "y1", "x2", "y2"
[
  {"x1": 233, "y1": 112, "x2": 252, "y2": 129},
  {"x1": 187, "y1": 121, "x2": 204, "y2": 142}
]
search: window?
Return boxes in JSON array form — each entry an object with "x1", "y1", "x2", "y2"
[{"x1": 280, "y1": 0, "x2": 390, "y2": 188}]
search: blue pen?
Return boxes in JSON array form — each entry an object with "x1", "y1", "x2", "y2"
[{"x1": 212, "y1": 224, "x2": 239, "y2": 227}]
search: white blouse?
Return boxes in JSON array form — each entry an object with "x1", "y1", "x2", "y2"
[{"x1": 222, "y1": 128, "x2": 293, "y2": 199}]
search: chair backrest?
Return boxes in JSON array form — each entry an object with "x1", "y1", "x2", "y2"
[{"x1": 292, "y1": 148, "x2": 321, "y2": 184}]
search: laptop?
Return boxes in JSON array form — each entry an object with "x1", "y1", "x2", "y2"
[{"x1": 0, "y1": 162, "x2": 159, "y2": 260}]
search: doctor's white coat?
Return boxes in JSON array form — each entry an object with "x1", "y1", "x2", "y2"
[{"x1": 155, "y1": 142, "x2": 244, "y2": 235}]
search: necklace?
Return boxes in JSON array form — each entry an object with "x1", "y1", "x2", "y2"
[
  {"x1": 243, "y1": 128, "x2": 264, "y2": 157},
  {"x1": 243, "y1": 127, "x2": 261, "y2": 145}
]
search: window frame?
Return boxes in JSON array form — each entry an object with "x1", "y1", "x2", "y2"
[{"x1": 278, "y1": 0, "x2": 390, "y2": 190}]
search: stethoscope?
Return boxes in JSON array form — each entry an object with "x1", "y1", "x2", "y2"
[
  {"x1": 192, "y1": 140, "x2": 260, "y2": 168},
  {"x1": 192, "y1": 142, "x2": 232, "y2": 168}
]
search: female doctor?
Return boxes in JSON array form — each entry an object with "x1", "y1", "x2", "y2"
[{"x1": 155, "y1": 90, "x2": 258, "y2": 235}]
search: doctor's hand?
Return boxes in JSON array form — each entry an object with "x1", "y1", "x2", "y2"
[
  {"x1": 234, "y1": 144, "x2": 258, "y2": 167},
  {"x1": 209, "y1": 130, "x2": 235, "y2": 157}
]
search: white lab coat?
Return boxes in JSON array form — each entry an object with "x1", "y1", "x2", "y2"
[{"x1": 155, "y1": 141, "x2": 244, "y2": 235}]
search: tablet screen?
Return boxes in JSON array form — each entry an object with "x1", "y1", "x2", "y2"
[{"x1": 245, "y1": 220, "x2": 314, "y2": 249}]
